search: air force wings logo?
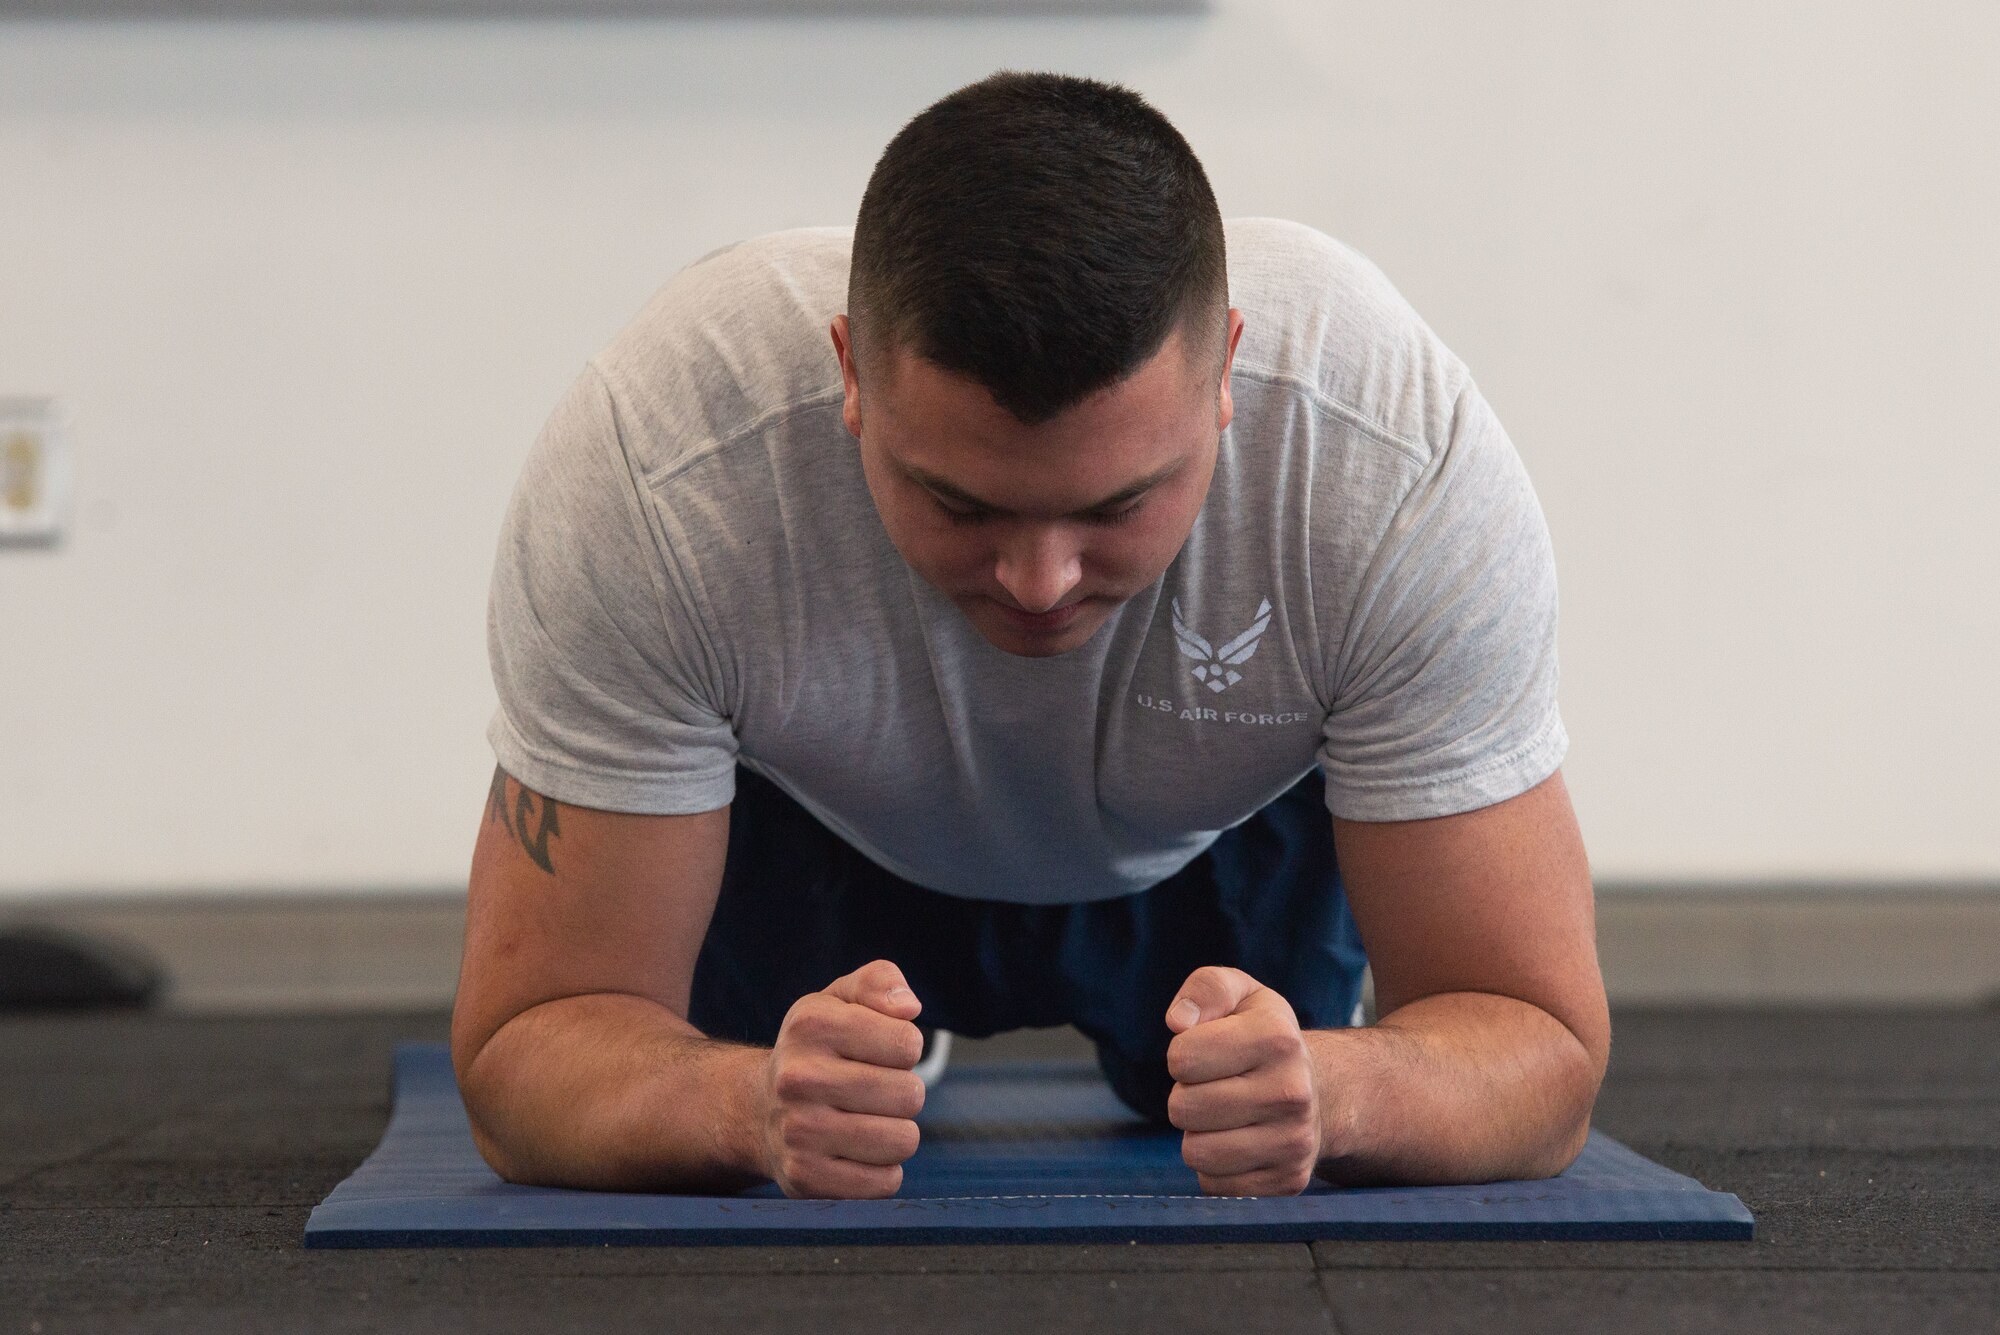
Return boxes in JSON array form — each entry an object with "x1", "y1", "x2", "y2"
[{"x1": 1172, "y1": 596, "x2": 1273, "y2": 693}]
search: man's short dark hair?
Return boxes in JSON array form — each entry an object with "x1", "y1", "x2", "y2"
[{"x1": 848, "y1": 71, "x2": 1228, "y2": 426}]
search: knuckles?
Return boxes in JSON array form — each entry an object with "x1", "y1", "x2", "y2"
[
  {"x1": 769, "y1": 1099, "x2": 832, "y2": 1150},
  {"x1": 778, "y1": 1154, "x2": 903, "y2": 1201},
  {"x1": 780, "y1": 996, "x2": 841, "y2": 1046},
  {"x1": 1223, "y1": 1168, "x2": 1313, "y2": 1198},
  {"x1": 884, "y1": 1118, "x2": 922, "y2": 1161},
  {"x1": 1266, "y1": 1070, "x2": 1315, "y2": 1118},
  {"x1": 854, "y1": 958, "x2": 906, "y2": 992},
  {"x1": 890, "y1": 1022, "x2": 925, "y2": 1068},
  {"x1": 769, "y1": 1058, "x2": 833, "y2": 1107},
  {"x1": 765, "y1": 1004, "x2": 923, "y2": 1201},
  {"x1": 771, "y1": 1101, "x2": 920, "y2": 1166},
  {"x1": 1165, "y1": 1016, "x2": 1309, "y2": 1088},
  {"x1": 888, "y1": 1071, "x2": 928, "y2": 1119},
  {"x1": 1251, "y1": 1023, "x2": 1304, "y2": 1066},
  {"x1": 1184, "y1": 964, "x2": 1244, "y2": 999},
  {"x1": 770, "y1": 1058, "x2": 926, "y2": 1120},
  {"x1": 780, "y1": 995, "x2": 923, "y2": 1068},
  {"x1": 1197, "y1": 1162, "x2": 1314, "y2": 1198}
]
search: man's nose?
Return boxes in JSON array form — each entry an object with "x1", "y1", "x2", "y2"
[{"x1": 993, "y1": 526, "x2": 1083, "y2": 614}]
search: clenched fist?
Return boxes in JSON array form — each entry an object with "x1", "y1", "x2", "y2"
[
  {"x1": 1164, "y1": 966, "x2": 1323, "y2": 1196},
  {"x1": 759, "y1": 959, "x2": 928, "y2": 1199}
]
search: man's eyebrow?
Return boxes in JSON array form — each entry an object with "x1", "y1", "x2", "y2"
[{"x1": 901, "y1": 455, "x2": 1189, "y2": 517}]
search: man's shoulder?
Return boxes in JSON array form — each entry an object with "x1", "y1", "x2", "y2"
[
  {"x1": 1224, "y1": 217, "x2": 1471, "y2": 466},
  {"x1": 589, "y1": 227, "x2": 854, "y2": 481}
]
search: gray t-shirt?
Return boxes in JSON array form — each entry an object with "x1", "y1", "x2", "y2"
[{"x1": 486, "y1": 218, "x2": 1567, "y2": 905}]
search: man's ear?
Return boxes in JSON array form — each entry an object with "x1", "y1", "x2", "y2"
[
  {"x1": 830, "y1": 314, "x2": 864, "y2": 439},
  {"x1": 1215, "y1": 307, "x2": 1247, "y2": 432}
]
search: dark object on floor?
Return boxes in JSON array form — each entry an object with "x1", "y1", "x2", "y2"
[
  {"x1": 0, "y1": 923, "x2": 166, "y2": 1010},
  {"x1": 304, "y1": 1043, "x2": 1751, "y2": 1247}
]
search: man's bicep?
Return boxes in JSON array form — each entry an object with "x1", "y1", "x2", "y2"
[
  {"x1": 451, "y1": 765, "x2": 731, "y2": 1076},
  {"x1": 1330, "y1": 768, "x2": 1608, "y2": 1062}
]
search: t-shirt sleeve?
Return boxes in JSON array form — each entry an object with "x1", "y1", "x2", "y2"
[
  {"x1": 484, "y1": 361, "x2": 739, "y2": 814},
  {"x1": 1315, "y1": 380, "x2": 1568, "y2": 821}
]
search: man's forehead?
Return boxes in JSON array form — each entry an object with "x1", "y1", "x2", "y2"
[{"x1": 869, "y1": 351, "x2": 1208, "y2": 516}]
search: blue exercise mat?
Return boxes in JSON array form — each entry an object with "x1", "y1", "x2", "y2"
[{"x1": 304, "y1": 1041, "x2": 1752, "y2": 1247}]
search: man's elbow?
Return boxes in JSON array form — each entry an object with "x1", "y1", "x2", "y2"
[
  {"x1": 1534, "y1": 1106, "x2": 1595, "y2": 1179},
  {"x1": 1504, "y1": 1094, "x2": 1598, "y2": 1182},
  {"x1": 452, "y1": 1022, "x2": 544, "y2": 1186},
  {"x1": 456, "y1": 1058, "x2": 534, "y2": 1185},
  {"x1": 465, "y1": 1114, "x2": 529, "y2": 1185},
  {"x1": 1532, "y1": 1006, "x2": 1610, "y2": 1178}
]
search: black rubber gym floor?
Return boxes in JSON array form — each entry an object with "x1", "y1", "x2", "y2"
[{"x1": 3, "y1": 1006, "x2": 1995, "y2": 1333}]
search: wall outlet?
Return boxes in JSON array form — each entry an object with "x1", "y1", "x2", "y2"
[{"x1": 0, "y1": 397, "x2": 70, "y2": 546}]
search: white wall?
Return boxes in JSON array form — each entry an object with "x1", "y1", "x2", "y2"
[{"x1": 2, "y1": 2, "x2": 1995, "y2": 897}]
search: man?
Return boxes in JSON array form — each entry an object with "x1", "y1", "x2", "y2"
[{"x1": 451, "y1": 71, "x2": 1608, "y2": 1201}]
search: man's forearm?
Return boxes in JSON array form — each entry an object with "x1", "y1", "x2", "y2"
[
  {"x1": 1304, "y1": 991, "x2": 1604, "y2": 1187},
  {"x1": 458, "y1": 991, "x2": 771, "y2": 1194}
]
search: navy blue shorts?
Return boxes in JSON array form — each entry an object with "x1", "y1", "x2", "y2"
[{"x1": 688, "y1": 765, "x2": 1368, "y2": 1123}]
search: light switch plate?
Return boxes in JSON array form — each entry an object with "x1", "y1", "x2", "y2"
[{"x1": 0, "y1": 397, "x2": 70, "y2": 546}]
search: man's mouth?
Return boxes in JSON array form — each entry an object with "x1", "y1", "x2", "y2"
[{"x1": 988, "y1": 597, "x2": 1087, "y2": 633}]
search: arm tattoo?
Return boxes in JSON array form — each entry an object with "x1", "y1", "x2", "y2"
[{"x1": 486, "y1": 765, "x2": 562, "y2": 875}]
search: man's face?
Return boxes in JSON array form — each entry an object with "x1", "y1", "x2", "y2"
[{"x1": 831, "y1": 310, "x2": 1246, "y2": 658}]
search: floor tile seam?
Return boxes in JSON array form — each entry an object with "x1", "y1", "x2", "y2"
[
  {"x1": 0, "y1": 1203, "x2": 301, "y2": 1212},
  {"x1": 354, "y1": 1242, "x2": 1326, "y2": 1274},
  {"x1": 1602, "y1": 1082, "x2": 2000, "y2": 1094},
  {"x1": 1307, "y1": 1262, "x2": 2000, "y2": 1275},
  {"x1": 0, "y1": 1121, "x2": 189, "y2": 1193},
  {"x1": 1613, "y1": 1142, "x2": 2000, "y2": 1155},
  {"x1": 1312, "y1": 1269, "x2": 1356, "y2": 1335},
  {"x1": 1604, "y1": 1073, "x2": 2000, "y2": 1083},
  {"x1": 0, "y1": 1206, "x2": 327, "y2": 1214},
  {"x1": 510, "y1": 1263, "x2": 1324, "y2": 1279},
  {"x1": 0, "y1": 1202, "x2": 323, "y2": 1213}
]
